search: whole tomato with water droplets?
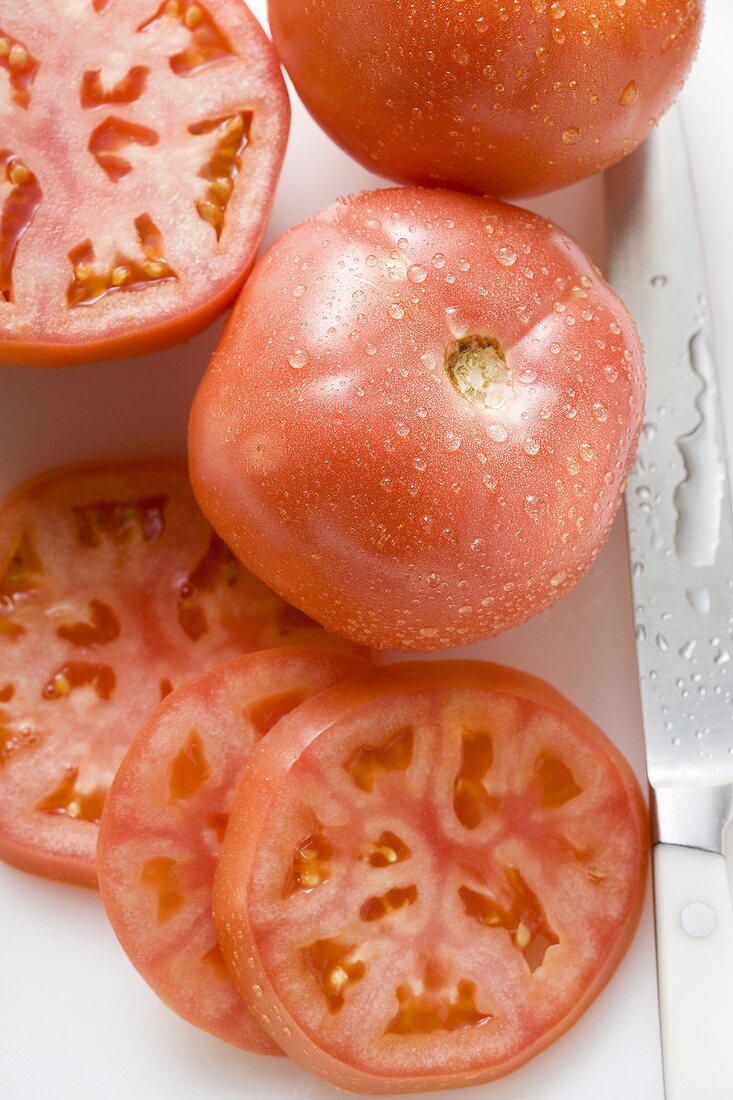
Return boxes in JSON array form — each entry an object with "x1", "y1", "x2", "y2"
[
  {"x1": 267, "y1": 0, "x2": 702, "y2": 196},
  {"x1": 189, "y1": 188, "x2": 644, "y2": 652}
]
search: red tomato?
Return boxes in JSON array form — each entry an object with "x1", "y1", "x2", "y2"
[
  {"x1": 97, "y1": 646, "x2": 369, "y2": 1053},
  {"x1": 267, "y1": 0, "x2": 702, "y2": 196},
  {"x1": 0, "y1": 0, "x2": 288, "y2": 366},
  {"x1": 0, "y1": 459, "x2": 358, "y2": 886},
  {"x1": 189, "y1": 188, "x2": 644, "y2": 651},
  {"x1": 214, "y1": 660, "x2": 647, "y2": 1093}
]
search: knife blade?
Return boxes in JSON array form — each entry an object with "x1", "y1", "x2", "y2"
[{"x1": 606, "y1": 106, "x2": 733, "y2": 1100}]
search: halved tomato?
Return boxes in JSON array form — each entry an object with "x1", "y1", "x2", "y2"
[
  {"x1": 214, "y1": 661, "x2": 647, "y2": 1094},
  {"x1": 97, "y1": 646, "x2": 370, "y2": 1053},
  {"x1": 0, "y1": 0, "x2": 289, "y2": 365},
  {"x1": 0, "y1": 459, "x2": 357, "y2": 885}
]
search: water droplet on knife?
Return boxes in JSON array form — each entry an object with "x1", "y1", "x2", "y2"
[{"x1": 674, "y1": 328, "x2": 725, "y2": 568}]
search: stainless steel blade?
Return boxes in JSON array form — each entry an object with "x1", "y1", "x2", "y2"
[{"x1": 606, "y1": 107, "x2": 733, "y2": 799}]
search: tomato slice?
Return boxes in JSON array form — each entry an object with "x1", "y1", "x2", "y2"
[
  {"x1": 213, "y1": 661, "x2": 647, "y2": 1093},
  {"x1": 0, "y1": 459, "x2": 357, "y2": 886},
  {"x1": 0, "y1": 0, "x2": 288, "y2": 365},
  {"x1": 97, "y1": 646, "x2": 369, "y2": 1053}
]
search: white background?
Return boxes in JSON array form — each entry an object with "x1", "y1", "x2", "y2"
[{"x1": 1, "y1": 1, "x2": 732, "y2": 1097}]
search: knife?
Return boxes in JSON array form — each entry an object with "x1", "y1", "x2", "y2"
[{"x1": 606, "y1": 106, "x2": 733, "y2": 1100}]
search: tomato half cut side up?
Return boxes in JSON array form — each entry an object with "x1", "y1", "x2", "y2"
[
  {"x1": 0, "y1": 0, "x2": 289, "y2": 366},
  {"x1": 97, "y1": 646, "x2": 370, "y2": 1053},
  {"x1": 0, "y1": 458, "x2": 359, "y2": 886},
  {"x1": 213, "y1": 661, "x2": 648, "y2": 1094}
]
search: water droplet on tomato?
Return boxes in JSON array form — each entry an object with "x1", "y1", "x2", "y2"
[
  {"x1": 496, "y1": 247, "x2": 517, "y2": 267},
  {"x1": 288, "y1": 349, "x2": 308, "y2": 369},
  {"x1": 620, "y1": 80, "x2": 638, "y2": 106},
  {"x1": 407, "y1": 263, "x2": 428, "y2": 284}
]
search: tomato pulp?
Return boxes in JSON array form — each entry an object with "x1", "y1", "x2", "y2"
[
  {"x1": 268, "y1": 0, "x2": 702, "y2": 196},
  {"x1": 98, "y1": 646, "x2": 369, "y2": 1052},
  {"x1": 0, "y1": 0, "x2": 289, "y2": 365},
  {"x1": 214, "y1": 661, "x2": 648, "y2": 1093},
  {"x1": 190, "y1": 188, "x2": 644, "y2": 651},
  {"x1": 0, "y1": 459, "x2": 357, "y2": 885}
]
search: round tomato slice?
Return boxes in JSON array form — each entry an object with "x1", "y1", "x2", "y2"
[
  {"x1": 0, "y1": 459, "x2": 358, "y2": 886},
  {"x1": 0, "y1": 0, "x2": 288, "y2": 366},
  {"x1": 97, "y1": 646, "x2": 369, "y2": 1053},
  {"x1": 214, "y1": 661, "x2": 647, "y2": 1094}
]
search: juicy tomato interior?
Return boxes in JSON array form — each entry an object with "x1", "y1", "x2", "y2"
[
  {"x1": 0, "y1": 459, "x2": 357, "y2": 886},
  {"x1": 97, "y1": 646, "x2": 369, "y2": 1053},
  {"x1": 0, "y1": 0, "x2": 289, "y2": 365},
  {"x1": 214, "y1": 662, "x2": 647, "y2": 1094}
]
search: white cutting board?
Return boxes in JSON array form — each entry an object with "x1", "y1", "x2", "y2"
[{"x1": 1, "y1": 2, "x2": 732, "y2": 1097}]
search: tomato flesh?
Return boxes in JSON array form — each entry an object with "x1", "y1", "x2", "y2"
[
  {"x1": 213, "y1": 661, "x2": 647, "y2": 1093},
  {"x1": 190, "y1": 187, "x2": 644, "y2": 651},
  {"x1": 0, "y1": 459, "x2": 357, "y2": 885},
  {"x1": 97, "y1": 646, "x2": 369, "y2": 1052},
  {"x1": 268, "y1": 0, "x2": 702, "y2": 196},
  {"x1": 0, "y1": 0, "x2": 289, "y2": 365}
]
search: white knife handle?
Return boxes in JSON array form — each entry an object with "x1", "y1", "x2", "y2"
[{"x1": 655, "y1": 844, "x2": 733, "y2": 1099}]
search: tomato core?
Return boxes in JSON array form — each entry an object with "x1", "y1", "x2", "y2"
[{"x1": 444, "y1": 335, "x2": 512, "y2": 411}]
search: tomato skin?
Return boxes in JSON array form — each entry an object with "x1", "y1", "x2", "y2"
[
  {"x1": 189, "y1": 187, "x2": 644, "y2": 651},
  {"x1": 213, "y1": 660, "x2": 648, "y2": 1094},
  {"x1": 1, "y1": 266, "x2": 254, "y2": 368},
  {"x1": 97, "y1": 646, "x2": 370, "y2": 1053},
  {"x1": 0, "y1": 0, "x2": 290, "y2": 367},
  {"x1": 267, "y1": 0, "x2": 702, "y2": 196}
]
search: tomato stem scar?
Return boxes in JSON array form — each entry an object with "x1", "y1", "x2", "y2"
[{"x1": 445, "y1": 335, "x2": 513, "y2": 410}]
